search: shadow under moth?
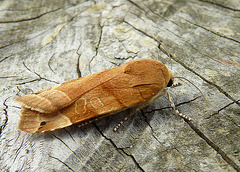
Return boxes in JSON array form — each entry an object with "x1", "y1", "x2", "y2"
[{"x1": 15, "y1": 59, "x2": 187, "y2": 133}]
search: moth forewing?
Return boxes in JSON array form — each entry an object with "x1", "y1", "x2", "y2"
[{"x1": 15, "y1": 59, "x2": 173, "y2": 133}]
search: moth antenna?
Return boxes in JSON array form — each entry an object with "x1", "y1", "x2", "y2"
[
  {"x1": 172, "y1": 76, "x2": 217, "y2": 109},
  {"x1": 158, "y1": 44, "x2": 173, "y2": 70},
  {"x1": 143, "y1": 29, "x2": 173, "y2": 70},
  {"x1": 166, "y1": 91, "x2": 191, "y2": 121}
]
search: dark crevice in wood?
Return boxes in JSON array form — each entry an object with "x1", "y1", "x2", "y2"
[
  {"x1": 0, "y1": 76, "x2": 18, "y2": 79},
  {"x1": 89, "y1": 23, "x2": 103, "y2": 74},
  {"x1": 140, "y1": 110, "x2": 162, "y2": 145},
  {"x1": 16, "y1": 79, "x2": 41, "y2": 85},
  {"x1": 13, "y1": 138, "x2": 25, "y2": 164},
  {"x1": 185, "y1": 119, "x2": 240, "y2": 172},
  {"x1": 119, "y1": 148, "x2": 145, "y2": 172},
  {"x1": 144, "y1": 95, "x2": 240, "y2": 170},
  {"x1": 168, "y1": 55, "x2": 240, "y2": 107},
  {"x1": 63, "y1": 128, "x2": 76, "y2": 142},
  {"x1": 0, "y1": 8, "x2": 79, "y2": 49},
  {"x1": 0, "y1": 8, "x2": 62, "y2": 24},
  {"x1": 145, "y1": 96, "x2": 200, "y2": 114},
  {"x1": 127, "y1": 0, "x2": 145, "y2": 12},
  {"x1": 0, "y1": 55, "x2": 12, "y2": 63},
  {"x1": 0, "y1": 98, "x2": 9, "y2": 136},
  {"x1": 76, "y1": 43, "x2": 82, "y2": 78},
  {"x1": 93, "y1": 123, "x2": 145, "y2": 172},
  {"x1": 51, "y1": 133, "x2": 81, "y2": 160},
  {"x1": 16, "y1": 62, "x2": 59, "y2": 85},
  {"x1": 48, "y1": 53, "x2": 56, "y2": 74},
  {"x1": 198, "y1": 0, "x2": 240, "y2": 11},
  {"x1": 173, "y1": 96, "x2": 201, "y2": 107},
  {"x1": 206, "y1": 100, "x2": 237, "y2": 119},
  {"x1": 123, "y1": 19, "x2": 163, "y2": 45},
  {"x1": 76, "y1": 52, "x2": 82, "y2": 78},
  {"x1": 185, "y1": 19, "x2": 240, "y2": 45},
  {"x1": 0, "y1": 41, "x2": 15, "y2": 49},
  {"x1": 0, "y1": 23, "x2": 61, "y2": 50},
  {"x1": 49, "y1": 155, "x2": 75, "y2": 172}
]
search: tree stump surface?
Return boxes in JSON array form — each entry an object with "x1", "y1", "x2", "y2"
[{"x1": 0, "y1": 0, "x2": 239, "y2": 171}]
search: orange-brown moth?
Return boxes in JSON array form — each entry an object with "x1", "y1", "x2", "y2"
[{"x1": 15, "y1": 59, "x2": 174, "y2": 133}]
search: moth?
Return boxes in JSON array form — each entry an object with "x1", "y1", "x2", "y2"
[{"x1": 15, "y1": 58, "x2": 182, "y2": 133}]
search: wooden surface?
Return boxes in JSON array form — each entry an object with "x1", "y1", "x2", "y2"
[{"x1": 0, "y1": 0, "x2": 239, "y2": 171}]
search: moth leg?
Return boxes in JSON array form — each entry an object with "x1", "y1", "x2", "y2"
[
  {"x1": 77, "y1": 118, "x2": 99, "y2": 128},
  {"x1": 166, "y1": 91, "x2": 191, "y2": 121},
  {"x1": 113, "y1": 107, "x2": 139, "y2": 132},
  {"x1": 171, "y1": 82, "x2": 182, "y2": 88},
  {"x1": 113, "y1": 90, "x2": 166, "y2": 131}
]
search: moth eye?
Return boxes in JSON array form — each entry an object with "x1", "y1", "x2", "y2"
[
  {"x1": 167, "y1": 79, "x2": 173, "y2": 87},
  {"x1": 40, "y1": 121, "x2": 47, "y2": 126}
]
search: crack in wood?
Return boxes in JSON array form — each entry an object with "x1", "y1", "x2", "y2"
[
  {"x1": 140, "y1": 110, "x2": 162, "y2": 145},
  {"x1": 63, "y1": 128, "x2": 76, "y2": 142},
  {"x1": 49, "y1": 155, "x2": 75, "y2": 172},
  {"x1": 206, "y1": 100, "x2": 237, "y2": 119},
  {"x1": 51, "y1": 133, "x2": 81, "y2": 160},
  {"x1": 0, "y1": 8, "x2": 62, "y2": 24},
  {"x1": 1, "y1": 98, "x2": 9, "y2": 136},
  {"x1": 185, "y1": 19, "x2": 240, "y2": 44},
  {"x1": 145, "y1": 96, "x2": 201, "y2": 114},
  {"x1": 168, "y1": 55, "x2": 240, "y2": 107},
  {"x1": 76, "y1": 51, "x2": 82, "y2": 78},
  {"x1": 198, "y1": 0, "x2": 240, "y2": 11},
  {"x1": 0, "y1": 55, "x2": 13, "y2": 63},
  {"x1": 16, "y1": 62, "x2": 59, "y2": 85},
  {"x1": 185, "y1": 119, "x2": 240, "y2": 171},
  {"x1": 93, "y1": 123, "x2": 145, "y2": 172},
  {"x1": 48, "y1": 53, "x2": 56, "y2": 74},
  {"x1": 88, "y1": 23, "x2": 103, "y2": 74},
  {"x1": 13, "y1": 139, "x2": 25, "y2": 164}
]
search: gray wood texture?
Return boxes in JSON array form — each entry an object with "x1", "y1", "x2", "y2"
[{"x1": 0, "y1": 0, "x2": 239, "y2": 171}]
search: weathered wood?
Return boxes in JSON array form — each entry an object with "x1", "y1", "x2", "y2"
[{"x1": 0, "y1": 0, "x2": 239, "y2": 171}]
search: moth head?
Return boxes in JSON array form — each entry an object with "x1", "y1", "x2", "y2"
[{"x1": 167, "y1": 78, "x2": 173, "y2": 87}]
